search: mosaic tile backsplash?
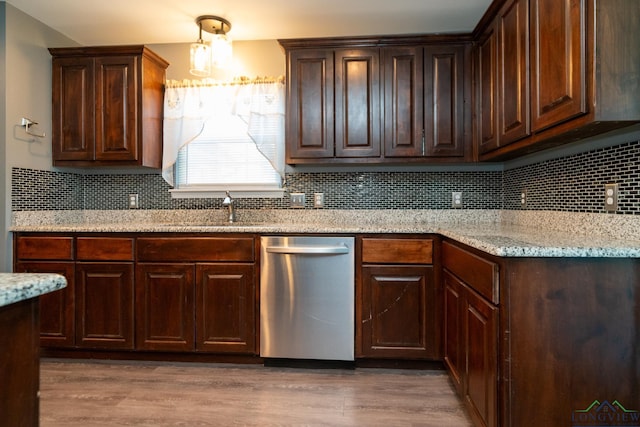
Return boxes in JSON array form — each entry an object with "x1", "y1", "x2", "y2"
[{"x1": 11, "y1": 138, "x2": 640, "y2": 214}]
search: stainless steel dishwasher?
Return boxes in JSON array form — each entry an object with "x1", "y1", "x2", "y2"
[{"x1": 260, "y1": 236, "x2": 355, "y2": 361}]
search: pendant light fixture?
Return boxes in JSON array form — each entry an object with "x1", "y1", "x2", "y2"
[{"x1": 189, "y1": 15, "x2": 232, "y2": 77}]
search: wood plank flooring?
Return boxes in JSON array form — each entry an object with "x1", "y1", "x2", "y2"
[{"x1": 40, "y1": 359, "x2": 472, "y2": 426}]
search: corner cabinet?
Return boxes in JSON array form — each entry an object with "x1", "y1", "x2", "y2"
[
  {"x1": 476, "y1": 0, "x2": 640, "y2": 161},
  {"x1": 280, "y1": 36, "x2": 472, "y2": 164},
  {"x1": 357, "y1": 236, "x2": 440, "y2": 360},
  {"x1": 49, "y1": 45, "x2": 169, "y2": 168}
]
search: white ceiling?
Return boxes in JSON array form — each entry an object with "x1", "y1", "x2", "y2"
[{"x1": 6, "y1": 0, "x2": 492, "y2": 45}]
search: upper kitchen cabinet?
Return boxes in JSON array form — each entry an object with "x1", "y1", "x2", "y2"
[
  {"x1": 279, "y1": 36, "x2": 472, "y2": 164},
  {"x1": 282, "y1": 43, "x2": 381, "y2": 162},
  {"x1": 49, "y1": 45, "x2": 169, "y2": 168},
  {"x1": 477, "y1": 0, "x2": 530, "y2": 154},
  {"x1": 476, "y1": 0, "x2": 640, "y2": 161},
  {"x1": 383, "y1": 44, "x2": 470, "y2": 159}
]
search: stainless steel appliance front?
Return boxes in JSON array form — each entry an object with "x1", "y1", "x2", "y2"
[{"x1": 260, "y1": 236, "x2": 355, "y2": 361}]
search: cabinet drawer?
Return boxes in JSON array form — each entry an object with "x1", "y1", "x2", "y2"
[
  {"x1": 442, "y1": 241, "x2": 499, "y2": 304},
  {"x1": 362, "y1": 238, "x2": 433, "y2": 264},
  {"x1": 77, "y1": 237, "x2": 134, "y2": 261},
  {"x1": 137, "y1": 237, "x2": 255, "y2": 262},
  {"x1": 15, "y1": 236, "x2": 74, "y2": 260}
]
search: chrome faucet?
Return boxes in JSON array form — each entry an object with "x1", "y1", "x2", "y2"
[{"x1": 222, "y1": 191, "x2": 236, "y2": 223}]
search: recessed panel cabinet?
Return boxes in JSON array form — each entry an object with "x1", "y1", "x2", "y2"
[
  {"x1": 383, "y1": 45, "x2": 468, "y2": 158},
  {"x1": 280, "y1": 36, "x2": 471, "y2": 164},
  {"x1": 442, "y1": 241, "x2": 499, "y2": 427},
  {"x1": 136, "y1": 237, "x2": 257, "y2": 354},
  {"x1": 477, "y1": 0, "x2": 529, "y2": 154},
  {"x1": 13, "y1": 233, "x2": 258, "y2": 357},
  {"x1": 49, "y1": 45, "x2": 169, "y2": 168},
  {"x1": 357, "y1": 237, "x2": 440, "y2": 359},
  {"x1": 477, "y1": 0, "x2": 640, "y2": 160}
]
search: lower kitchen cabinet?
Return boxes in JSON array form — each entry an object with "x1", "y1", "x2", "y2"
[
  {"x1": 136, "y1": 236, "x2": 258, "y2": 355},
  {"x1": 135, "y1": 263, "x2": 195, "y2": 351},
  {"x1": 442, "y1": 241, "x2": 498, "y2": 427},
  {"x1": 76, "y1": 263, "x2": 134, "y2": 349},
  {"x1": 13, "y1": 233, "x2": 259, "y2": 357},
  {"x1": 357, "y1": 236, "x2": 440, "y2": 359},
  {"x1": 196, "y1": 264, "x2": 256, "y2": 353},
  {"x1": 14, "y1": 235, "x2": 77, "y2": 347},
  {"x1": 75, "y1": 237, "x2": 135, "y2": 349}
]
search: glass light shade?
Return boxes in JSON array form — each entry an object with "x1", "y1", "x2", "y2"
[
  {"x1": 210, "y1": 34, "x2": 233, "y2": 69},
  {"x1": 190, "y1": 41, "x2": 211, "y2": 77}
]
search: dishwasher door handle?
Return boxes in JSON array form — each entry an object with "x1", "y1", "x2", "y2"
[{"x1": 265, "y1": 245, "x2": 350, "y2": 255}]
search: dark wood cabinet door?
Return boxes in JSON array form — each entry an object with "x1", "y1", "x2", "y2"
[
  {"x1": 465, "y1": 286, "x2": 498, "y2": 427},
  {"x1": 477, "y1": 26, "x2": 498, "y2": 154},
  {"x1": 382, "y1": 46, "x2": 424, "y2": 157},
  {"x1": 424, "y1": 45, "x2": 466, "y2": 157},
  {"x1": 135, "y1": 263, "x2": 195, "y2": 351},
  {"x1": 75, "y1": 262, "x2": 134, "y2": 349},
  {"x1": 286, "y1": 49, "x2": 335, "y2": 160},
  {"x1": 15, "y1": 261, "x2": 76, "y2": 347},
  {"x1": 530, "y1": 0, "x2": 587, "y2": 132},
  {"x1": 443, "y1": 270, "x2": 464, "y2": 395},
  {"x1": 359, "y1": 265, "x2": 437, "y2": 359},
  {"x1": 497, "y1": 0, "x2": 530, "y2": 146},
  {"x1": 95, "y1": 55, "x2": 138, "y2": 162},
  {"x1": 335, "y1": 48, "x2": 381, "y2": 158},
  {"x1": 195, "y1": 263, "x2": 256, "y2": 354},
  {"x1": 51, "y1": 56, "x2": 95, "y2": 161}
]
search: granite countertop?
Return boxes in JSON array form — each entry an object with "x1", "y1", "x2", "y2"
[
  {"x1": 10, "y1": 209, "x2": 640, "y2": 258},
  {"x1": 0, "y1": 273, "x2": 67, "y2": 308}
]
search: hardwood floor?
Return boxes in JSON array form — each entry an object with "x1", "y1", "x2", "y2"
[{"x1": 40, "y1": 359, "x2": 472, "y2": 426}]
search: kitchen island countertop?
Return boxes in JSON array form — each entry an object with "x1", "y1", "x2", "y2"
[{"x1": 0, "y1": 273, "x2": 67, "y2": 308}]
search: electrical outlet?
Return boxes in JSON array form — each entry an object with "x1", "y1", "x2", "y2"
[
  {"x1": 290, "y1": 193, "x2": 306, "y2": 208},
  {"x1": 520, "y1": 189, "x2": 527, "y2": 207},
  {"x1": 604, "y1": 183, "x2": 618, "y2": 212},
  {"x1": 313, "y1": 193, "x2": 324, "y2": 208},
  {"x1": 128, "y1": 194, "x2": 139, "y2": 209},
  {"x1": 452, "y1": 192, "x2": 463, "y2": 208}
]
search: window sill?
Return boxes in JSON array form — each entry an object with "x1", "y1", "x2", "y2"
[{"x1": 170, "y1": 186, "x2": 284, "y2": 199}]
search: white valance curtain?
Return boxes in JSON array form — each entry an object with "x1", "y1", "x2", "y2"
[{"x1": 162, "y1": 77, "x2": 286, "y2": 187}]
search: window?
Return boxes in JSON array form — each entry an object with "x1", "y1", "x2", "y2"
[{"x1": 162, "y1": 79, "x2": 285, "y2": 198}]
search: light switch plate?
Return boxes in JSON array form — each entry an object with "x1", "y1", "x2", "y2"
[{"x1": 290, "y1": 193, "x2": 305, "y2": 208}]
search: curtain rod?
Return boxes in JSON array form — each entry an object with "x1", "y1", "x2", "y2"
[{"x1": 166, "y1": 75, "x2": 285, "y2": 88}]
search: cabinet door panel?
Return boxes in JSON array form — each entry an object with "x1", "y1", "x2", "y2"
[
  {"x1": 15, "y1": 261, "x2": 75, "y2": 347},
  {"x1": 95, "y1": 55, "x2": 138, "y2": 161},
  {"x1": 424, "y1": 45, "x2": 465, "y2": 157},
  {"x1": 465, "y1": 286, "x2": 498, "y2": 427},
  {"x1": 52, "y1": 57, "x2": 95, "y2": 161},
  {"x1": 196, "y1": 264, "x2": 256, "y2": 353},
  {"x1": 498, "y1": 0, "x2": 530, "y2": 145},
  {"x1": 477, "y1": 27, "x2": 499, "y2": 154},
  {"x1": 136, "y1": 263, "x2": 195, "y2": 351},
  {"x1": 286, "y1": 49, "x2": 335, "y2": 159},
  {"x1": 383, "y1": 46, "x2": 424, "y2": 157},
  {"x1": 359, "y1": 265, "x2": 436, "y2": 359},
  {"x1": 443, "y1": 271, "x2": 464, "y2": 395},
  {"x1": 76, "y1": 263, "x2": 134, "y2": 349},
  {"x1": 335, "y1": 48, "x2": 381, "y2": 158},
  {"x1": 530, "y1": 0, "x2": 587, "y2": 131}
]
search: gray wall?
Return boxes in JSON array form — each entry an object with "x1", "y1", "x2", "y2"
[{"x1": 1, "y1": 4, "x2": 77, "y2": 271}]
